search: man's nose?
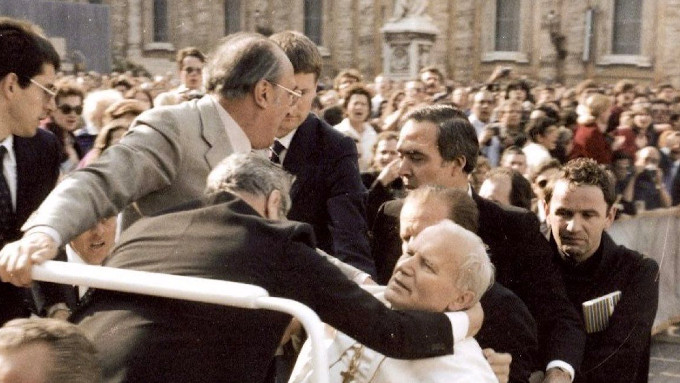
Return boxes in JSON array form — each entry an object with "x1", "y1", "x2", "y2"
[{"x1": 566, "y1": 216, "x2": 582, "y2": 232}]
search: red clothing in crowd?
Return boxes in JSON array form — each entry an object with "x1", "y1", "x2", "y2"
[{"x1": 570, "y1": 123, "x2": 612, "y2": 164}]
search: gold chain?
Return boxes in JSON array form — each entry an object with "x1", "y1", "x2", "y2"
[{"x1": 340, "y1": 344, "x2": 365, "y2": 383}]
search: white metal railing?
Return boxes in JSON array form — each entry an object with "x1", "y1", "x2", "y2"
[{"x1": 32, "y1": 260, "x2": 330, "y2": 383}]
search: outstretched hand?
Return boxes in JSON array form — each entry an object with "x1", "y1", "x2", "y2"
[{"x1": 0, "y1": 232, "x2": 58, "y2": 287}]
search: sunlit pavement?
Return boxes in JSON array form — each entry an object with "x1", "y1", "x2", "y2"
[{"x1": 650, "y1": 326, "x2": 680, "y2": 382}]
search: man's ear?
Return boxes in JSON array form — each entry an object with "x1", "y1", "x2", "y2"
[
  {"x1": 446, "y1": 290, "x2": 476, "y2": 312},
  {"x1": 0, "y1": 73, "x2": 19, "y2": 99},
  {"x1": 604, "y1": 204, "x2": 617, "y2": 229},
  {"x1": 449, "y1": 155, "x2": 467, "y2": 177},
  {"x1": 264, "y1": 189, "x2": 282, "y2": 220},
  {"x1": 253, "y1": 79, "x2": 270, "y2": 109}
]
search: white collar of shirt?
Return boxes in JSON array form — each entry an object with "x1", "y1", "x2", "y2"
[
  {"x1": 65, "y1": 244, "x2": 89, "y2": 298},
  {"x1": 273, "y1": 128, "x2": 298, "y2": 164},
  {"x1": 0, "y1": 135, "x2": 16, "y2": 209},
  {"x1": 211, "y1": 95, "x2": 251, "y2": 154}
]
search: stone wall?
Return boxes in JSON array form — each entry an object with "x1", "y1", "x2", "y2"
[{"x1": 49, "y1": 0, "x2": 680, "y2": 88}]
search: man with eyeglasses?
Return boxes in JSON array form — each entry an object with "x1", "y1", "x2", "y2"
[
  {"x1": 154, "y1": 46, "x2": 206, "y2": 107},
  {"x1": 269, "y1": 31, "x2": 373, "y2": 277},
  {"x1": 0, "y1": 17, "x2": 61, "y2": 325},
  {"x1": 0, "y1": 32, "x2": 302, "y2": 288}
]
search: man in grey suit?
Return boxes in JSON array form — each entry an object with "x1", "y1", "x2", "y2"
[{"x1": 0, "y1": 32, "x2": 301, "y2": 285}]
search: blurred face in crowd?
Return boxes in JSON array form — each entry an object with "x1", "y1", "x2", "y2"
[
  {"x1": 397, "y1": 120, "x2": 459, "y2": 190},
  {"x1": 615, "y1": 91, "x2": 635, "y2": 108},
  {"x1": 471, "y1": 91, "x2": 495, "y2": 123},
  {"x1": 658, "y1": 87, "x2": 675, "y2": 103},
  {"x1": 179, "y1": 55, "x2": 204, "y2": 90},
  {"x1": 479, "y1": 175, "x2": 511, "y2": 206},
  {"x1": 500, "y1": 101, "x2": 522, "y2": 129},
  {"x1": 375, "y1": 75, "x2": 392, "y2": 96},
  {"x1": 346, "y1": 93, "x2": 370, "y2": 125},
  {"x1": 69, "y1": 217, "x2": 117, "y2": 265},
  {"x1": 278, "y1": 72, "x2": 317, "y2": 138},
  {"x1": 373, "y1": 137, "x2": 399, "y2": 169},
  {"x1": 387, "y1": 214, "x2": 471, "y2": 312},
  {"x1": 337, "y1": 75, "x2": 358, "y2": 91},
  {"x1": 612, "y1": 157, "x2": 631, "y2": 181},
  {"x1": 651, "y1": 103, "x2": 670, "y2": 125},
  {"x1": 507, "y1": 88, "x2": 527, "y2": 102},
  {"x1": 0, "y1": 342, "x2": 52, "y2": 383},
  {"x1": 633, "y1": 110, "x2": 652, "y2": 129},
  {"x1": 533, "y1": 166, "x2": 559, "y2": 201},
  {"x1": 451, "y1": 88, "x2": 469, "y2": 109},
  {"x1": 666, "y1": 132, "x2": 680, "y2": 160},
  {"x1": 537, "y1": 89, "x2": 555, "y2": 105},
  {"x1": 501, "y1": 153, "x2": 527, "y2": 175},
  {"x1": 635, "y1": 147, "x2": 661, "y2": 170},
  {"x1": 546, "y1": 180, "x2": 614, "y2": 263},
  {"x1": 537, "y1": 125, "x2": 559, "y2": 150},
  {"x1": 52, "y1": 95, "x2": 83, "y2": 132},
  {"x1": 404, "y1": 81, "x2": 426, "y2": 103},
  {"x1": 420, "y1": 71, "x2": 442, "y2": 96}
]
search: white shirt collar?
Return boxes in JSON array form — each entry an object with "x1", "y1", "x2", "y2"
[
  {"x1": 210, "y1": 95, "x2": 251, "y2": 154},
  {"x1": 277, "y1": 127, "x2": 298, "y2": 149}
]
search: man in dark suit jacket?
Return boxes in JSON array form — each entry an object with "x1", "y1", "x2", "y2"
[
  {"x1": 270, "y1": 31, "x2": 374, "y2": 275},
  {"x1": 0, "y1": 18, "x2": 61, "y2": 325},
  {"x1": 370, "y1": 105, "x2": 585, "y2": 382},
  {"x1": 73, "y1": 153, "x2": 481, "y2": 383},
  {"x1": 544, "y1": 158, "x2": 658, "y2": 383}
]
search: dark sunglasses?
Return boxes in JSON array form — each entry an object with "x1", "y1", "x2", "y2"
[
  {"x1": 57, "y1": 104, "x2": 83, "y2": 115},
  {"x1": 183, "y1": 67, "x2": 202, "y2": 75}
]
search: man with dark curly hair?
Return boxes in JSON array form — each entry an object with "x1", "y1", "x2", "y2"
[{"x1": 544, "y1": 158, "x2": 659, "y2": 383}]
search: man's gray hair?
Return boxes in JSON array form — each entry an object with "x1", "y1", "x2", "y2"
[
  {"x1": 0, "y1": 318, "x2": 101, "y2": 383},
  {"x1": 204, "y1": 32, "x2": 286, "y2": 100},
  {"x1": 430, "y1": 220, "x2": 494, "y2": 304},
  {"x1": 206, "y1": 153, "x2": 295, "y2": 217}
]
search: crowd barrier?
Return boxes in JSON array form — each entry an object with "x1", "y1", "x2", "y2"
[
  {"x1": 608, "y1": 207, "x2": 680, "y2": 334},
  {"x1": 31, "y1": 261, "x2": 330, "y2": 383}
]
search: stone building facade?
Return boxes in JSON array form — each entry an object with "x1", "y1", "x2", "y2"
[{"x1": 59, "y1": 0, "x2": 680, "y2": 87}]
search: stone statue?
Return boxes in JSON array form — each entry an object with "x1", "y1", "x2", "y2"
[{"x1": 390, "y1": 0, "x2": 429, "y2": 21}]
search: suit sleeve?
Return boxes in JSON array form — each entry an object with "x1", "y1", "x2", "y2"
[
  {"x1": 324, "y1": 135, "x2": 376, "y2": 277},
  {"x1": 370, "y1": 202, "x2": 403, "y2": 285},
  {"x1": 580, "y1": 258, "x2": 659, "y2": 381},
  {"x1": 277, "y1": 238, "x2": 454, "y2": 359},
  {"x1": 22, "y1": 109, "x2": 183, "y2": 243},
  {"x1": 477, "y1": 283, "x2": 538, "y2": 383}
]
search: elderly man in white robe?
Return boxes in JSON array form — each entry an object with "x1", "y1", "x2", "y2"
[{"x1": 290, "y1": 219, "x2": 497, "y2": 383}]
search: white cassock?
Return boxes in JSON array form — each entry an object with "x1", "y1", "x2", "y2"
[{"x1": 289, "y1": 287, "x2": 497, "y2": 383}]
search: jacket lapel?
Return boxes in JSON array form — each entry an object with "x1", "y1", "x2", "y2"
[{"x1": 197, "y1": 96, "x2": 233, "y2": 168}]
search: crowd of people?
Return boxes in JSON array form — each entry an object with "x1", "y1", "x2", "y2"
[{"x1": 0, "y1": 15, "x2": 669, "y2": 383}]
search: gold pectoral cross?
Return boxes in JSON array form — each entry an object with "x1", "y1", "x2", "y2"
[{"x1": 340, "y1": 344, "x2": 364, "y2": 383}]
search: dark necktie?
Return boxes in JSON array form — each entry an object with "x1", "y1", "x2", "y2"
[
  {"x1": 270, "y1": 140, "x2": 285, "y2": 165},
  {"x1": 0, "y1": 146, "x2": 16, "y2": 241}
]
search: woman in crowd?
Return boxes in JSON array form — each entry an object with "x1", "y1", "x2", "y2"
[
  {"x1": 46, "y1": 81, "x2": 86, "y2": 174},
  {"x1": 570, "y1": 93, "x2": 613, "y2": 164},
  {"x1": 522, "y1": 116, "x2": 559, "y2": 176},
  {"x1": 334, "y1": 84, "x2": 377, "y2": 171}
]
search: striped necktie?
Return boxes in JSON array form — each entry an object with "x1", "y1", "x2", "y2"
[{"x1": 269, "y1": 140, "x2": 285, "y2": 165}]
